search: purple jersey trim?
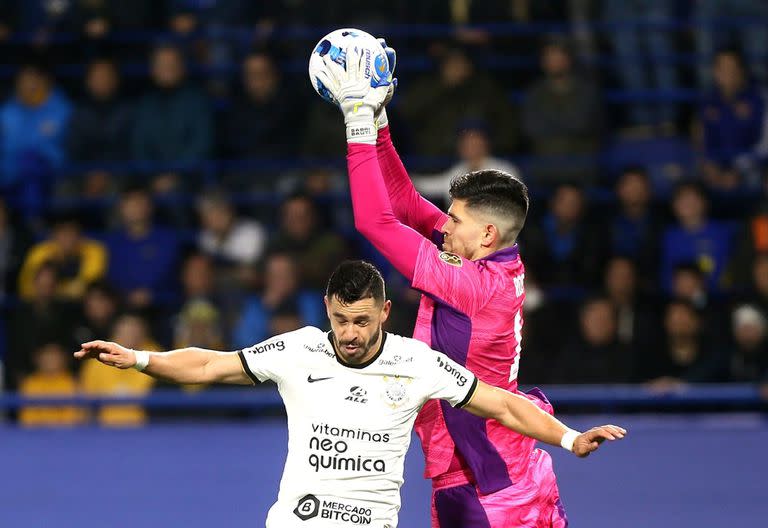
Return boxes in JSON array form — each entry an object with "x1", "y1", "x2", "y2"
[
  {"x1": 480, "y1": 244, "x2": 520, "y2": 262},
  {"x1": 525, "y1": 386, "x2": 551, "y2": 407},
  {"x1": 431, "y1": 303, "x2": 472, "y2": 365},
  {"x1": 432, "y1": 302, "x2": 513, "y2": 495},
  {"x1": 555, "y1": 497, "x2": 569, "y2": 526},
  {"x1": 434, "y1": 483, "x2": 492, "y2": 528},
  {"x1": 440, "y1": 400, "x2": 514, "y2": 494}
]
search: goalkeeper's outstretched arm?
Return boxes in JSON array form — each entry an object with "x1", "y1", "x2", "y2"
[{"x1": 74, "y1": 340, "x2": 251, "y2": 385}]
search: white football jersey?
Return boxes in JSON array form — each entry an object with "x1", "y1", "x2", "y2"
[{"x1": 238, "y1": 326, "x2": 478, "y2": 528}]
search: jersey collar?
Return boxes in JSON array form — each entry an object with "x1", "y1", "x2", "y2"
[
  {"x1": 326, "y1": 331, "x2": 388, "y2": 369},
  {"x1": 480, "y1": 244, "x2": 519, "y2": 262}
]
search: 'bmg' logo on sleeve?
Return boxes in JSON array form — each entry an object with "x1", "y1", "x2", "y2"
[
  {"x1": 294, "y1": 494, "x2": 320, "y2": 521},
  {"x1": 247, "y1": 340, "x2": 285, "y2": 354},
  {"x1": 436, "y1": 357, "x2": 468, "y2": 387}
]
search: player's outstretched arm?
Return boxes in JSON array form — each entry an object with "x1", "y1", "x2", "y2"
[
  {"x1": 74, "y1": 340, "x2": 251, "y2": 385},
  {"x1": 464, "y1": 380, "x2": 627, "y2": 458}
]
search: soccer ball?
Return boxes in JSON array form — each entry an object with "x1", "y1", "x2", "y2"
[{"x1": 308, "y1": 28, "x2": 390, "y2": 105}]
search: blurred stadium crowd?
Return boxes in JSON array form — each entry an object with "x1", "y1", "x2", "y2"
[{"x1": 1, "y1": 0, "x2": 767, "y2": 425}]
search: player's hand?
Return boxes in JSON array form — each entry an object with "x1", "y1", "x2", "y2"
[
  {"x1": 374, "y1": 38, "x2": 397, "y2": 130},
  {"x1": 321, "y1": 45, "x2": 392, "y2": 144},
  {"x1": 572, "y1": 425, "x2": 627, "y2": 458},
  {"x1": 74, "y1": 340, "x2": 136, "y2": 369}
]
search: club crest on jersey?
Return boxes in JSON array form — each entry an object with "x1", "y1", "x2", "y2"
[
  {"x1": 381, "y1": 375, "x2": 411, "y2": 408},
  {"x1": 439, "y1": 251, "x2": 463, "y2": 267}
]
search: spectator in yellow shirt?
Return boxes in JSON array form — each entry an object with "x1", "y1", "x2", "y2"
[
  {"x1": 18, "y1": 214, "x2": 107, "y2": 301},
  {"x1": 19, "y1": 342, "x2": 84, "y2": 426},
  {"x1": 79, "y1": 313, "x2": 158, "y2": 426}
]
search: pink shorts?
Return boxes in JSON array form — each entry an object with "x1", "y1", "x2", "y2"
[{"x1": 430, "y1": 448, "x2": 567, "y2": 528}]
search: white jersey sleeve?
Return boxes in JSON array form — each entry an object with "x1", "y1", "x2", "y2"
[
  {"x1": 237, "y1": 327, "x2": 313, "y2": 384},
  {"x1": 420, "y1": 345, "x2": 478, "y2": 408}
]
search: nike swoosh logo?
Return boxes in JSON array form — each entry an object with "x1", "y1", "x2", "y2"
[{"x1": 307, "y1": 375, "x2": 334, "y2": 383}]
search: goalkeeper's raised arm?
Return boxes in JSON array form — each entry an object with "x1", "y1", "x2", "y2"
[
  {"x1": 373, "y1": 42, "x2": 447, "y2": 240},
  {"x1": 316, "y1": 44, "x2": 429, "y2": 281}
]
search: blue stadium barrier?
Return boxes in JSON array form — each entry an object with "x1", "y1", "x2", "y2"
[{"x1": 0, "y1": 384, "x2": 764, "y2": 412}]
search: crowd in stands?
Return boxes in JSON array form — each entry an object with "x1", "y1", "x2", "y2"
[{"x1": 0, "y1": 1, "x2": 767, "y2": 425}]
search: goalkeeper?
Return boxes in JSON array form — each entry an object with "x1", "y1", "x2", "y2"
[{"x1": 317, "y1": 44, "x2": 576, "y2": 527}]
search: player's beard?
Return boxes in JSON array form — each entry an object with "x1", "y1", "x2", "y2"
[{"x1": 334, "y1": 326, "x2": 382, "y2": 364}]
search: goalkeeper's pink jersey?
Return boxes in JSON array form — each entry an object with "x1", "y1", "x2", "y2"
[
  {"x1": 346, "y1": 131, "x2": 548, "y2": 496},
  {"x1": 411, "y1": 232, "x2": 543, "y2": 495}
]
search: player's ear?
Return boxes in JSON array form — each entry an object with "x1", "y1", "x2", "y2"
[
  {"x1": 324, "y1": 295, "x2": 331, "y2": 318},
  {"x1": 482, "y1": 223, "x2": 498, "y2": 248},
  {"x1": 380, "y1": 299, "x2": 392, "y2": 322}
]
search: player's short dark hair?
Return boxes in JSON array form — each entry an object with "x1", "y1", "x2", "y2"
[
  {"x1": 326, "y1": 260, "x2": 385, "y2": 305},
  {"x1": 449, "y1": 169, "x2": 529, "y2": 243}
]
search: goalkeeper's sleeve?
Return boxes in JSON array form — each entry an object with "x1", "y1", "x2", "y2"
[
  {"x1": 347, "y1": 142, "x2": 423, "y2": 280},
  {"x1": 376, "y1": 126, "x2": 447, "y2": 239}
]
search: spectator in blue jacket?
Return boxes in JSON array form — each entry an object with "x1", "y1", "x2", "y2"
[
  {"x1": 102, "y1": 186, "x2": 182, "y2": 310},
  {"x1": 0, "y1": 62, "x2": 71, "y2": 217},
  {"x1": 232, "y1": 252, "x2": 323, "y2": 349},
  {"x1": 700, "y1": 50, "x2": 767, "y2": 189},
  {"x1": 132, "y1": 43, "x2": 212, "y2": 193},
  {"x1": 661, "y1": 182, "x2": 734, "y2": 293}
]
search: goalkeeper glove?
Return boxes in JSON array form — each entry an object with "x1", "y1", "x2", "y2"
[
  {"x1": 319, "y1": 46, "x2": 393, "y2": 144},
  {"x1": 374, "y1": 38, "x2": 398, "y2": 130}
]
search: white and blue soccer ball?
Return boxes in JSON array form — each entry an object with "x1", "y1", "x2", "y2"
[{"x1": 308, "y1": 28, "x2": 390, "y2": 105}]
